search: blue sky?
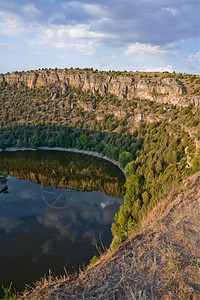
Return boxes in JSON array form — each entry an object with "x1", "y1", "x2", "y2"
[{"x1": 0, "y1": 0, "x2": 199, "y2": 74}]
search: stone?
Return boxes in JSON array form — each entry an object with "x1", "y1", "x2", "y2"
[{"x1": 0, "y1": 69, "x2": 199, "y2": 107}]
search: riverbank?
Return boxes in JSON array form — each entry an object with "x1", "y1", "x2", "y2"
[{"x1": 0, "y1": 146, "x2": 127, "y2": 178}]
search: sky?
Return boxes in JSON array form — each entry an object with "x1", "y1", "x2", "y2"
[{"x1": 0, "y1": 0, "x2": 199, "y2": 74}]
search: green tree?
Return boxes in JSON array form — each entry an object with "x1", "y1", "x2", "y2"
[
  {"x1": 80, "y1": 133, "x2": 89, "y2": 149},
  {"x1": 112, "y1": 175, "x2": 141, "y2": 243},
  {"x1": 191, "y1": 149, "x2": 200, "y2": 173},
  {"x1": 197, "y1": 124, "x2": 200, "y2": 141},
  {"x1": 142, "y1": 191, "x2": 150, "y2": 206},
  {"x1": 118, "y1": 151, "x2": 133, "y2": 168},
  {"x1": 29, "y1": 134, "x2": 40, "y2": 148}
]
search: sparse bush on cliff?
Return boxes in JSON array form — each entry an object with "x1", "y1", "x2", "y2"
[
  {"x1": 191, "y1": 149, "x2": 200, "y2": 173},
  {"x1": 193, "y1": 86, "x2": 200, "y2": 95}
]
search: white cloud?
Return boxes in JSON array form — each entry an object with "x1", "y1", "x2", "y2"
[
  {"x1": 84, "y1": 3, "x2": 108, "y2": 17},
  {"x1": 0, "y1": 42, "x2": 8, "y2": 47},
  {"x1": 48, "y1": 12, "x2": 66, "y2": 24},
  {"x1": 68, "y1": 25, "x2": 112, "y2": 39},
  {"x1": 187, "y1": 51, "x2": 200, "y2": 64},
  {"x1": 67, "y1": 25, "x2": 92, "y2": 39},
  {"x1": 23, "y1": 4, "x2": 41, "y2": 16},
  {"x1": 62, "y1": 1, "x2": 82, "y2": 10},
  {"x1": 125, "y1": 43, "x2": 178, "y2": 73},
  {"x1": 69, "y1": 42, "x2": 95, "y2": 55},
  {"x1": 0, "y1": 11, "x2": 26, "y2": 36},
  {"x1": 62, "y1": 1, "x2": 108, "y2": 18},
  {"x1": 162, "y1": 7, "x2": 178, "y2": 15},
  {"x1": 0, "y1": 9, "x2": 40, "y2": 37},
  {"x1": 125, "y1": 43, "x2": 169, "y2": 56},
  {"x1": 145, "y1": 65, "x2": 174, "y2": 73},
  {"x1": 52, "y1": 24, "x2": 114, "y2": 41},
  {"x1": 29, "y1": 24, "x2": 115, "y2": 55},
  {"x1": 32, "y1": 51, "x2": 46, "y2": 55},
  {"x1": 108, "y1": 53, "x2": 116, "y2": 60}
]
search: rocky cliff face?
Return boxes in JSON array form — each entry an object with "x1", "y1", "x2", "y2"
[{"x1": 0, "y1": 69, "x2": 199, "y2": 107}]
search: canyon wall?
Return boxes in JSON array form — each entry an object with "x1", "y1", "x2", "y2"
[{"x1": 0, "y1": 69, "x2": 199, "y2": 107}]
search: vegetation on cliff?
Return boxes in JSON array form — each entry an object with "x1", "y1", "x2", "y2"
[
  {"x1": 0, "y1": 70, "x2": 200, "y2": 247},
  {"x1": 0, "y1": 68, "x2": 199, "y2": 298}
]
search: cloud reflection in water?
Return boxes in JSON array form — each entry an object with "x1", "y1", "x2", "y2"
[{"x1": 0, "y1": 151, "x2": 124, "y2": 293}]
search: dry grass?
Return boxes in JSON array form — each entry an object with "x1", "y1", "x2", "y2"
[{"x1": 23, "y1": 172, "x2": 200, "y2": 300}]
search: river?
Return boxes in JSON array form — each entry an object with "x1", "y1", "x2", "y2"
[{"x1": 0, "y1": 150, "x2": 125, "y2": 295}]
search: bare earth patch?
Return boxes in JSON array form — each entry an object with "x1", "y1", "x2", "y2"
[{"x1": 23, "y1": 172, "x2": 200, "y2": 300}]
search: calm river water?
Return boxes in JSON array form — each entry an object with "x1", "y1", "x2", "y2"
[{"x1": 0, "y1": 150, "x2": 125, "y2": 294}]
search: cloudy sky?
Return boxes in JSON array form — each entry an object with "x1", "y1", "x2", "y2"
[{"x1": 0, "y1": 0, "x2": 199, "y2": 73}]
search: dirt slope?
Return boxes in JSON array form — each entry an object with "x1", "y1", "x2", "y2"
[{"x1": 23, "y1": 172, "x2": 200, "y2": 300}]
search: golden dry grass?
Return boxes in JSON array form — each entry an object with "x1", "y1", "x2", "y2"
[{"x1": 23, "y1": 172, "x2": 200, "y2": 300}]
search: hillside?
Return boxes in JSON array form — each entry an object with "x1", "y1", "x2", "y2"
[
  {"x1": 0, "y1": 69, "x2": 200, "y2": 109},
  {"x1": 0, "y1": 68, "x2": 200, "y2": 299},
  {"x1": 22, "y1": 171, "x2": 200, "y2": 300},
  {"x1": 0, "y1": 70, "x2": 200, "y2": 137}
]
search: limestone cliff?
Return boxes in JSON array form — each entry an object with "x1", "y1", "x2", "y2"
[{"x1": 0, "y1": 69, "x2": 199, "y2": 107}]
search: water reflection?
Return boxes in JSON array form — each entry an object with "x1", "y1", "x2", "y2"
[
  {"x1": 0, "y1": 150, "x2": 125, "y2": 198},
  {"x1": 0, "y1": 151, "x2": 125, "y2": 294}
]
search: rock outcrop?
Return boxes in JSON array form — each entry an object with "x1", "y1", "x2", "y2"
[{"x1": 0, "y1": 69, "x2": 199, "y2": 107}]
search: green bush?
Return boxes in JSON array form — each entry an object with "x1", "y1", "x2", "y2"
[
  {"x1": 1, "y1": 282, "x2": 20, "y2": 300},
  {"x1": 118, "y1": 151, "x2": 133, "y2": 168},
  {"x1": 191, "y1": 149, "x2": 200, "y2": 173},
  {"x1": 88, "y1": 255, "x2": 98, "y2": 267}
]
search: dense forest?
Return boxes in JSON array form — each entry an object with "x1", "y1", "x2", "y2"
[{"x1": 0, "y1": 71, "x2": 200, "y2": 249}]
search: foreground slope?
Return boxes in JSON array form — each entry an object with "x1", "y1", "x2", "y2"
[{"x1": 23, "y1": 172, "x2": 200, "y2": 300}]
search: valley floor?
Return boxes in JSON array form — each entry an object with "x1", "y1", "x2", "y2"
[{"x1": 23, "y1": 172, "x2": 200, "y2": 300}]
